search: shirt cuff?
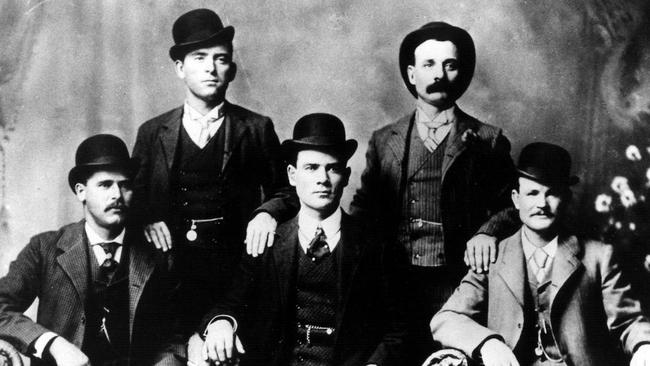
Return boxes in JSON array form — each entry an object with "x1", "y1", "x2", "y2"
[
  {"x1": 33, "y1": 332, "x2": 58, "y2": 359},
  {"x1": 203, "y1": 315, "x2": 238, "y2": 339}
]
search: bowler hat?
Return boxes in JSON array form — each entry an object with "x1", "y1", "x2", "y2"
[
  {"x1": 517, "y1": 142, "x2": 579, "y2": 187},
  {"x1": 68, "y1": 134, "x2": 139, "y2": 192},
  {"x1": 399, "y1": 22, "x2": 476, "y2": 98},
  {"x1": 169, "y1": 8, "x2": 235, "y2": 61},
  {"x1": 281, "y1": 113, "x2": 357, "y2": 162}
]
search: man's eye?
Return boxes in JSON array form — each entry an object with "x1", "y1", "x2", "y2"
[{"x1": 445, "y1": 62, "x2": 458, "y2": 71}]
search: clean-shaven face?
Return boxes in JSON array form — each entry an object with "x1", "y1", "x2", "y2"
[
  {"x1": 288, "y1": 150, "x2": 350, "y2": 217},
  {"x1": 407, "y1": 39, "x2": 460, "y2": 108},
  {"x1": 175, "y1": 44, "x2": 234, "y2": 105}
]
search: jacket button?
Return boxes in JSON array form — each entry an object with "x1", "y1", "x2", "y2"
[
  {"x1": 414, "y1": 253, "x2": 421, "y2": 259},
  {"x1": 182, "y1": 202, "x2": 189, "y2": 207},
  {"x1": 517, "y1": 323, "x2": 522, "y2": 328},
  {"x1": 410, "y1": 199, "x2": 417, "y2": 204}
]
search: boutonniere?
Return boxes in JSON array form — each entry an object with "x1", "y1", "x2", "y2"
[{"x1": 461, "y1": 129, "x2": 479, "y2": 144}]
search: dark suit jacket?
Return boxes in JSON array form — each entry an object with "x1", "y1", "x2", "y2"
[
  {"x1": 132, "y1": 102, "x2": 298, "y2": 241},
  {"x1": 199, "y1": 212, "x2": 407, "y2": 366},
  {"x1": 431, "y1": 229, "x2": 650, "y2": 365},
  {"x1": 0, "y1": 221, "x2": 180, "y2": 366},
  {"x1": 351, "y1": 108, "x2": 516, "y2": 269}
]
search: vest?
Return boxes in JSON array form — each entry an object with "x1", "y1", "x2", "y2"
[
  {"x1": 82, "y1": 246, "x2": 130, "y2": 365},
  {"x1": 290, "y1": 246, "x2": 339, "y2": 366},
  {"x1": 170, "y1": 125, "x2": 227, "y2": 246},
  {"x1": 398, "y1": 125, "x2": 448, "y2": 267}
]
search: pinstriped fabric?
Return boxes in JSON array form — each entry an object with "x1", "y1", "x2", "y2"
[{"x1": 397, "y1": 129, "x2": 448, "y2": 267}]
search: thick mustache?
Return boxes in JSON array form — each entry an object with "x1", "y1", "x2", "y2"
[
  {"x1": 105, "y1": 202, "x2": 127, "y2": 211},
  {"x1": 425, "y1": 81, "x2": 449, "y2": 94}
]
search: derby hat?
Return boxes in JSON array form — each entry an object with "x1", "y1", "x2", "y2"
[
  {"x1": 169, "y1": 8, "x2": 235, "y2": 61},
  {"x1": 281, "y1": 113, "x2": 357, "y2": 162},
  {"x1": 399, "y1": 21, "x2": 476, "y2": 99},
  {"x1": 68, "y1": 134, "x2": 139, "y2": 192},
  {"x1": 517, "y1": 142, "x2": 579, "y2": 187}
]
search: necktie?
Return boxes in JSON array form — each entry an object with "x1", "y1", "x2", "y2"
[
  {"x1": 422, "y1": 120, "x2": 451, "y2": 152},
  {"x1": 197, "y1": 119, "x2": 211, "y2": 148},
  {"x1": 529, "y1": 248, "x2": 549, "y2": 283},
  {"x1": 307, "y1": 226, "x2": 330, "y2": 262},
  {"x1": 99, "y1": 242, "x2": 119, "y2": 270}
]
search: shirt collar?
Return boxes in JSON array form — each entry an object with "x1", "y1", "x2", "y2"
[
  {"x1": 298, "y1": 207, "x2": 342, "y2": 240},
  {"x1": 416, "y1": 99, "x2": 456, "y2": 126},
  {"x1": 84, "y1": 222, "x2": 125, "y2": 246},
  {"x1": 183, "y1": 101, "x2": 225, "y2": 123},
  {"x1": 521, "y1": 228, "x2": 558, "y2": 260}
]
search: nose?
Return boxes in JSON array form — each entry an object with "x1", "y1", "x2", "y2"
[
  {"x1": 205, "y1": 59, "x2": 216, "y2": 73},
  {"x1": 109, "y1": 183, "x2": 123, "y2": 200},
  {"x1": 315, "y1": 167, "x2": 330, "y2": 185},
  {"x1": 432, "y1": 63, "x2": 445, "y2": 82}
]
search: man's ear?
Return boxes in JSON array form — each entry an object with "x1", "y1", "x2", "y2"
[
  {"x1": 407, "y1": 65, "x2": 416, "y2": 86},
  {"x1": 511, "y1": 189, "x2": 520, "y2": 210},
  {"x1": 287, "y1": 164, "x2": 296, "y2": 187},
  {"x1": 75, "y1": 183, "x2": 87, "y2": 203},
  {"x1": 227, "y1": 61, "x2": 237, "y2": 82},
  {"x1": 174, "y1": 59, "x2": 185, "y2": 79}
]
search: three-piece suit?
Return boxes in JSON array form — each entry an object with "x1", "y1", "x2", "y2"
[
  {"x1": 199, "y1": 212, "x2": 407, "y2": 366},
  {"x1": 0, "y1": 221, "x2": 179, "y2": 365},
  {"x1": 431, "y1": 228, "x2": 650, "y2": 365},
  {"x1": 132, "y1": 102, "x2": 297, "y2": 334}
]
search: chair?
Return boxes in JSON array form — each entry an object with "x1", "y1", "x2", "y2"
[{"x1": 0, "y1": 339, "x2": 23, "y2": 366}]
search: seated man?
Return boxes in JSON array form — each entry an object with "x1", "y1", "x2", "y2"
[
  {"x1": 189, "y1": 113, "x2": 407, "y2": 366},
  {"x1": 430, "y1": 142, "x2": 650, "y2": 366},
  {"x1": 0, "y1": 135, "x2": 179, "y2": 366}
]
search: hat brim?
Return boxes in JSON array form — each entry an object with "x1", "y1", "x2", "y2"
[
  {"x1": 399, "y1": 25, "x2": 475, "y2": 98},
  {"x1": 68, "y1": 158, "x2": 140, "y2": 192},
  {"x1": 281, "y1": 139, "x2": 358, "y2": 163},
  {"x1": 169, "y1": 26, "x2": 235, "y2": 60},
  {"x1": 517, "y1": 169, "x2": 579, "y2": 187}
]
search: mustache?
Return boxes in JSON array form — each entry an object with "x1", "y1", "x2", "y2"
[
  {"x1": 105, "y1": 201, "x2": 127, "y2": 211},
  {"x1": 425, "y1": 80, "x2": 450, "y2": 94}
]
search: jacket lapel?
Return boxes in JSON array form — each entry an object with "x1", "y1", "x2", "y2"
[
  {"x1": 441, "y1": 109, "x2": 473, "y2": 182},
  {"x1": 495, "y1": 230, "x2": 527, "y2": 308},
  {"x1": 221, "y1": 102, "x2": 248, "y2": 173},
  {"x1": 386, "y1": 113, "x2": 413, "y2": 163},
  {"x1": 549, "y1": 234, "x2": 582, "y2": 309},
  {"x1": 159, "y1": 107, "x2": 183, "y2": 171},
  {"x1": 127, "y1": 229, "x2": 156, "y2": 341},
  {"x1": 273, "y1": 217, "x2": 299, "y2": 310},
  {"x1": 335, "y1": 213, "x2": 362, "y2": 331},
  {"x1": 56, "y1": 221, "x2": 90, "y2": 309}
]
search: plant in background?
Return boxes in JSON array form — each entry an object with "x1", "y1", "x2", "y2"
[{"x1": 594, "y1": 145, "x2": 650, "y2": 271}]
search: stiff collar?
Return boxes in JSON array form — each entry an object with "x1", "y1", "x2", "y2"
[
  {"x1": 183, "y1": 100, "x2": 225, "y2": 122},
  {"x1": 297, "y1": 207, "x2": 342, "y2": 252},
  {"x1": 84, "y1": 222, "x2": 125, "y2": 245},
  {"x1": 521, "y1": 228, "x2": 558, "y2": 261}
]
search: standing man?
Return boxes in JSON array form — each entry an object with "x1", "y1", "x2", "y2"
[
  {"x1": 191, "y1": 113, "x2": 406, "y2": 366},
  {"x1": 350, "y1": 21, "x2": 516, "y2": 362},
  {"x1": 132, "y1": 9, "x2": 297, "y2": 336},
  {"x1": 431, "y1": 143, "x2": 650, "y2": 366},
  {"x1": 0, "y1": 134, "x2": 179, "y2": 366}
]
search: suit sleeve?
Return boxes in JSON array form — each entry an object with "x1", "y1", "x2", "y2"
[
  {"x1": 430, "y1": 269, "x2": 500, "y2": 359},
  {"x1": 132, "y1": 122, "x2": 157, "y2": 224},
  {"x1": 350, "y1": 130, "x2": 382, "y2": 219},
  {"x1": 597, "y1": 243, "x2": 650, "y2": 355},
  {"x1": 0, "y1": 237, "x2": 52, "y2": 353},
  {"x1": 251, "y1": 117, "x2": 299, "y2": 222}
]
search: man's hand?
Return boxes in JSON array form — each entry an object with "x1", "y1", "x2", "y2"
[
  {"x1": 479, "y1": 338, "x2": 519, "y2": 366},
  {"x1": 48, "y1": 337, "x2": 90, "y2": 366},
  {"x1": 245, "y1": 212, "x2": 277, "y2": 257},
  {"x1": 203, "y1": 319, "x2": 245, "y2": 364},
  {"x1": 144, "y1": 221, "x2": 173, "y2": 252},
  {"x1": 464, "y1": 234, "x2": 498, "y2": 273},
  {"x1": 631, "y1": 344, "x2": 650, "y2": 366},
  {"x1": 187, "y1": 333, "x2": 211, "y2": 366}
]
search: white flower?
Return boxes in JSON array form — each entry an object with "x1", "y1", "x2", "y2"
[
  {"x1": 615, "y1": 221, "x2": 623, "y2": 229},
  {"x1": 595, "y1": 194, "x2": 612, "y2": 213},
  {"x1": 646, "y1": 168, "x2": 650, "y2": 187},
  {"x1": 630, "y1": 222, "x2": 636, "y2": 231},
  {"x1": 611, "y1": 176, "x2": 630, "y2": 193},
  {"x1": 626, "y1": 145, "x2": 642, "y2": 161},
  {"x1": 620, "y1": 189, "x2": 637, "y2": 208}
]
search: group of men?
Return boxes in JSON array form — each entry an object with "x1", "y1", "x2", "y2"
[{"x1": 1, "y1": 7, "x2": 650, "y2": 366}]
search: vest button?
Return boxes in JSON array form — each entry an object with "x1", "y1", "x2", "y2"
[
  {"x1": 410, "y1": 199, "x2": 417, "y2": 204},
  {"x1": 182, "y1": 202, "x2": 189, "y2": 207},
  {"x1": 517, "y1": 323, "x2": 522, "y2": 328},
  {"x1": 181, "y1": 187, "x2": 188, "y2": 192},
  {"x1": 414, "y1": 253, "x2": 421, "y2": 259}
]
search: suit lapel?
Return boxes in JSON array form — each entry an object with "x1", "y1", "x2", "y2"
[
  {"x1": 159, "y1": 107, "x2": 183, "y2": 171},
  {"x1": 221, "y1": 102, "x2": 248, "y2": 173},
  {"x1": 386, "y1": 113, "x2": 413, "y2": 163},
  {"x1": 495, "y1": 230, "x2": 527, "y2": 308},
  {"x1": 441, "y1": 110, "x2": 472, "y2": 182},
  {"x1": 549, "y1": 234, "x2": 582, "y2": 308},
  {"x1": 127, "y1": 229, "x2": 156, "y2": 341},
  {"x1": 273, "y1": 217, "x2": 299, "y2": 310},
  {"x1": 56, "y1": 221, "x2": 90, "y2": 309}
]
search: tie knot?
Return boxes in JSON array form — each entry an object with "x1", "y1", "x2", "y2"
[
  {"x1": 532, "y1": 248, "x2": 549, "y2": 269},
  {"x1": 307, "y1": 226, "x2": 330, "y2": 262},
  {"x1": 314, "y1": 226, "x2": 325, "y2": 239},
  {"x1": 100, "y1": 242, "x2": 119, "y2": 259}
]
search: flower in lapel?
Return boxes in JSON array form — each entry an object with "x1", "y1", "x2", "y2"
[{"x1": 460, "y1": 128, "x2": 479, "y2": 145}]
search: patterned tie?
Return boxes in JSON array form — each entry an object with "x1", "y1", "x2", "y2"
[
  {"x1": 307, "y1": 226, "x2": 330, "y2": 262},
  {"x1": 422, "y1": 120, "x2": 452, "y2": 152},
  {"x1": 99, "y1": 242, "x2": 119, "y2": 270},
  {"x1": 529, "y1": 248, "x2": 549, "y2": 283}
]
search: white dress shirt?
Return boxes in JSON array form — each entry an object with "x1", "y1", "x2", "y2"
[
  {"x1": 521, "y1": 229, "x2": 558, "y2": 281},
  {"x1": 182, "y1": 101, "x2": 225, "y2": 148},
  {"x1": 415, "y1": 100, "x2": 456, "y2": 145},
  {"x1": 297, "y1": 208, "x2": 342, "y2": 254}
]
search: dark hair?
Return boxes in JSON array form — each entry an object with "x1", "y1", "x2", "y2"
[
  {"x1": 178, "y1": 40, "x2": 233, "y2": 61},
  {"x1": 286, "y1": 147, "x2": 349, "y2": 167}
]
